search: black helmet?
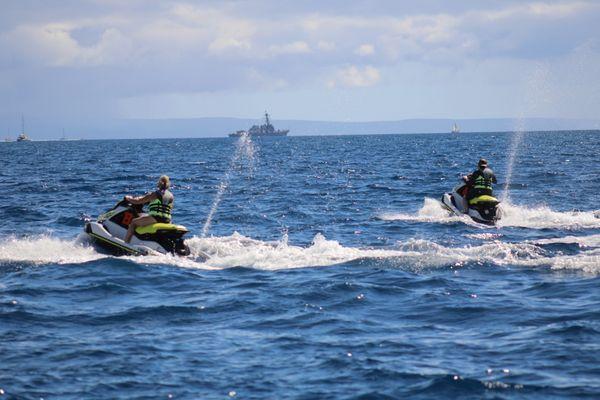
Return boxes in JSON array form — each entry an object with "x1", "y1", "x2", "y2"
[{"x1": 478, "y1": 158, "x2": 488, "y2": 168}]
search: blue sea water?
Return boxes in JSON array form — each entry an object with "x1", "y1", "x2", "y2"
[{"x1": 1, "y1": 131, "x2": 599, "y2": 399}]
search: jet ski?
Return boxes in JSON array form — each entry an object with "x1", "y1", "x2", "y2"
[
  {"x1": 440, "y1": 182, "x2": 502, "y2": 225},
  {"x1": 84, "y1": 198, "x2": 198, "y2": 257}
]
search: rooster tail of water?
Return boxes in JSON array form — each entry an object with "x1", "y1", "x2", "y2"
[{"x1": 201, "y1": 133, "x2": 257, "y2": 237}]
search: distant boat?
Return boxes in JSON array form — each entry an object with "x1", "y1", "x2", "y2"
[
  {"x1": 229, "y1": 111, "x2": 289, "y2": 137},
  {"x1": 451, "y1": 123, "x2": 460, "y2": 134},
  {"x1": 16, "y1": 115, "x2": 31, "y2": 141},
  {"x1": 16, "y1": 133, "x2": 30, "y2": 142}
]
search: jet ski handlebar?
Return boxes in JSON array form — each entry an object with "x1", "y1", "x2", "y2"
[{"x1": 110, "y1": 197, "x2": 144, "y2": 213}]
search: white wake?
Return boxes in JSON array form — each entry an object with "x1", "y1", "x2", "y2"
[
  {"x1": 1, "y1": 232, "x2": 599, "y2": 274},
  {"x1": 0, "y1": 235, "x2": 104, "y2": 265},
  {"x1": 497, "y1": 202, "x2": 600, "y2": 229},
  {"x1": 380, "y1": 198, "x2": 600, "y2": 230},
  {"x1": 378, "y1": 198, "x2": 475, "y2": 225}
]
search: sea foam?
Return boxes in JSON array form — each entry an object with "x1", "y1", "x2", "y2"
[
  {"x1": 2, "y1": 232, "x2": 599, "y2": 274},
  {"x1": 380, "y1": 197, "x2": 600, "y2": 230}
]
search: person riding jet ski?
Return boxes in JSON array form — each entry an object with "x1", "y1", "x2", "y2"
[
  {"x1": 462, "y1": 158, "x2": 497, "y2": 212},
  {"x1": 124, "y1": 175, "x2": 174, "y2": 243},
  {"x1": 85, "y1": 174, "x2": 203, "y2": 257},
  {"x1": 440, "y1": 158, "x2": 502, "y2": 224}
]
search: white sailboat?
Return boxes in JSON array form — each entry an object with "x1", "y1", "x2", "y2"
[
  {"x1": 451, "y1": 123, "x2": 460, "y2": 134},
  {"x1": 16, "y1": 116, "x2": 31, "y2": 141}
]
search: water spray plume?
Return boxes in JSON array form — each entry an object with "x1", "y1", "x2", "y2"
[
  {"x1": 502, "y1": 115, "x2": 525, "y2": 202},
  {"x1": 201, "y1": 133, "x2": 256, "y2": 237},
  {"x1": 502, "y1": 63, "x2": 550, "y2": 203}
]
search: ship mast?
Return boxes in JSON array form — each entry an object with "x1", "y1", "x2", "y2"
[
  {"x1": 264, "y1": 111, "x2": 270, "y2": 126},
  {"x1": 21, "y1": 115, "x2": 25, "y2": 134}
]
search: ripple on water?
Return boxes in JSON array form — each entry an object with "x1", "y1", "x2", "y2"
[{"x1": 1, "y1": 133, "x2": 600, "y2": 398}]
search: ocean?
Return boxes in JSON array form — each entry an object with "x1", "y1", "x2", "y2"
[{"x1": 1, "y1": 131, "x2": 599, "y2": 399}]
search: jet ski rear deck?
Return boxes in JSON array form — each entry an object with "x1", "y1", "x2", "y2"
[{"x1": 440, "y1": 183, "x2": 502, "y2": 225}]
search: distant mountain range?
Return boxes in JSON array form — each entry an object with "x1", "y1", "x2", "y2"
[{"x1": 2, "y1": 116, "x2": 599, "y2": 140}]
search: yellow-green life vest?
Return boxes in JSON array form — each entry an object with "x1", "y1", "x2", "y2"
[
  {"x1": 148, "y1": 190, "x2": 173, "y2": 221},
  {"x1": 473, "y1": 174, "x2": 493, "y2": 191}
]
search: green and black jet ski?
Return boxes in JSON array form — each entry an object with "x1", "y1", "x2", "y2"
[
  {"x1": 84, "y1": 198, "x2": 205, "y2": 258},
  {"x1": 440, "y1": 182, "x2": 502, "y2": 225}
]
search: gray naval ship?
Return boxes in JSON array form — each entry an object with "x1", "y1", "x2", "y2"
[{"x1": 229, "y1": 111, "x2": 289, "y2": 137}]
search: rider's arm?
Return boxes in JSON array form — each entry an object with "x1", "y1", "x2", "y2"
[
  {"x1": 126, "y1": 192, "x2": 157, "y2": 205},
  {"x1": 463, "y1": 172, "x2": 475, "y2": 185}
]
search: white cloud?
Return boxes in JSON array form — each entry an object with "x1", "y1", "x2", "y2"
[
  {"x1": 4, "y1": 1, "x2": 597, "y2": 69},
  {"x1": 1, "y1": 22, "x2": 135, "y2": 67},
  {"x1": 1, "y1": 0, "x2": 599, "y2": 119},
  {"x1": 328, "y1": 65, "x2": 381, "y2": 88},
  {"x1": 87, "y1": 28, "x2": 135, "y2": 65},
  {"x1": 317, "y1": 40, "x2": 336, "y2": 51},
  {"x1": 247, "y1": 69, "x2": 289, "y2": 90},
  {"x1": 480, "y1": 1, "x2": 593, "y2": 21},
  {"x1": 209, "y1": 37, "x2": 251, "y2": 52},
  {"x1": 268, "y1": 41, "x2": 311, "y2": 55},
  {"x1": 355, "y1": 44, "x2": 375, "y2": 56},
  {"x1": 2, "y1": 23, "x2": 77, "y2": 66},
  {"x1": 528, "y1": 2, "x2": 590, "y2": 17},
  {"x1": 158, "y1": 4, "x2": 256, "y2": 55}
]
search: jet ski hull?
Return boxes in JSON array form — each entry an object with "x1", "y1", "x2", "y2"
[
  {"x1": 440, "y1": 184, "x2": 501, "y2": 225},
  {"x1": 85, "y1": 221, "x2": 183, "y2": 256},
  {"x1": 84, "y1": 199, "x2": 201, "y2": 258}
]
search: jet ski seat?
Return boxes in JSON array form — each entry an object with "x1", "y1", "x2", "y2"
[
  {"x1": 468, "y1": 195, "x2": 499, "y2": 205},
  {"x1": 135, "y1": 223, "x2": 188, "y2": 235}
]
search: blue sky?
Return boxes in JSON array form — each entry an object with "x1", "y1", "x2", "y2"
[{"x1": 1, "y1": 0, "x2": 599, "y2": 122}]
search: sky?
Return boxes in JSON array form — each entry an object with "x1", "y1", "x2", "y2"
[{"x1": 1, "y1": 0, "x2": 599, "y2": 123}]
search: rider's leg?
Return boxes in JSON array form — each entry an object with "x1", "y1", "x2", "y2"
[{"x1": 124, "y1": 215, "x2": 157, "y2": 243}]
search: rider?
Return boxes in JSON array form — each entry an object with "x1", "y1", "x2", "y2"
[
  {"x1": 462, "y1": 158, "x2": 497, "y2": 210},
  {"x1": 124, "y1": 175, "x2": 174, "y2": 243}
]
